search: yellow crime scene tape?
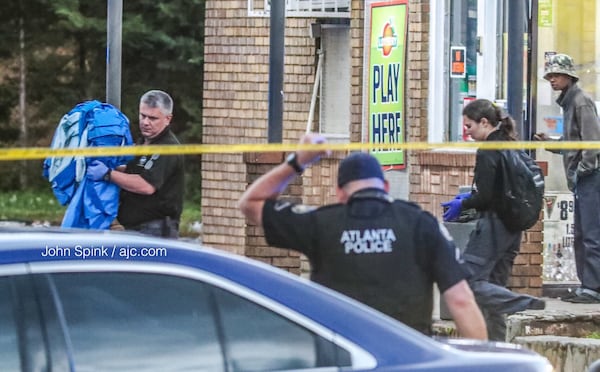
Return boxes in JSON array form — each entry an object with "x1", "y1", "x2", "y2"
[{"x1": 2, "y1": 141, "x2": 600, "y2": 161}]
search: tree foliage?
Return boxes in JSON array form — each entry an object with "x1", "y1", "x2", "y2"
[{"x1": 0, "y1": 0, "x2": 205, "y2": 196}]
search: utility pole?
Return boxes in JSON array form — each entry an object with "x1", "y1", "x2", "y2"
[
  {"x1": 268, "y1": 1, "x2": 285, "y2": 143},
  {"x1": 106, "y1": 0, "x2": 123, "y2": 108}
]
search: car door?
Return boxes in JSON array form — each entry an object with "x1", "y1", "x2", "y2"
[{"x1": 31, "y1": 264, "x2": 352, "y2": 371}]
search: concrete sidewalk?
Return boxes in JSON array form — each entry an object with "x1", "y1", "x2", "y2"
[
  {"x1": 509, "y1": 299, "x2": 600, "y2": 372},
  {"x1": 519, "y1": 296, "x2": 600, "y2": 318},
  {"x1": 433, "y1": 296, "x2": 600, "y2": 372},
  {"x1": 506, "y1": 297, "x2": 600, "y2": 341},
  {"x1": 433, "y1": 296, "x2": 600, "y2": 338}
]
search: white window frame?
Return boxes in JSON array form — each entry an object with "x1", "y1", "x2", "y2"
[
  {"x1": 476, "y1": 0, "x2": 499, "y2": 100},
  {"x1": 248, "y1": 0, "x2": 350, "y2": 18},
  {"x1": 428, "y1": 0, "x2": 447, "y2": 142}
]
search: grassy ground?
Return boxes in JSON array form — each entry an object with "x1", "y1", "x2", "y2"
[
  {"x1": 0, "y1": 189, "x2": 65, "y2": 223},
  {"x1": 0, "y1": 189, "x2": 202, "y2": 238}
]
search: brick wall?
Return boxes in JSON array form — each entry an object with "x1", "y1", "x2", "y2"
[
  {"x1": 243, "y1": 152, "x2": 340, "y2": 274},
  {"x1": 202, "y1": 1, "x2": 363, "y2": 260},
  {"x1": 243, "y1": 152, "x2": 302, "y2": 273},
  {"x1": 201, "y1": 1, "x2": 316, "y2": 254},
  {"x1": 405, "y1": 0, "x2": 430, "y2": 145}
]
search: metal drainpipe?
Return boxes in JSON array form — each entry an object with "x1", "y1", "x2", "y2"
[
  {"x1": 507, "y1": 0, "x2": 525, "y2": 139},
  {"x1": 268, "y1": 1, "x2": 285, "y2": 143},
  {"x1": 106, "y1": 0, "x2": 122, "y2": 109},
  {"x1": 527, "y1": 0, "x2": 539, "y2": 144}
]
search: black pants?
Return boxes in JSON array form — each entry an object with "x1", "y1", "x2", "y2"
[{"x1": 461, "y1": 212, "x2": 539, "y2": 341}]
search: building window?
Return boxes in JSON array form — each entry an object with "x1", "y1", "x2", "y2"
[
  {"x1": 429, "y1": 0, "x2": 502, "y2": 143},
  {"x1": 319, "y1": 24, "x2": 351, "y2": 142}
]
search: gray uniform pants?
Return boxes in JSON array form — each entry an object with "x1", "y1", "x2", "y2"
[{"x1": 461, "y1": 212, "x2": 539, "y2": 341}]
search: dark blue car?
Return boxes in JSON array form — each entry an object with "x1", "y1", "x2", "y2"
[{"x1": 0, "y1": 228, "x2": 552, "y2": 371}]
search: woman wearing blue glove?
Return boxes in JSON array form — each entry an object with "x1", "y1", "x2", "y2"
[{"x1": 441, "y1": 99, "x2": 545, "y2": 341}]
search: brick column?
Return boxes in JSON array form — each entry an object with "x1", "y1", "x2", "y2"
[
  {"x1": 509, "y1": 221, "x2": 543, "y2": 297},
  {"x1": 241, "y1": 153, "x2": 341, "y2": 275},
  {"x1": 243, "y1": 152, "x2": 303, "y2": 275}
]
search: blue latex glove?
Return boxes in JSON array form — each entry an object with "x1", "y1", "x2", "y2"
[
  {"x1": 86, "y1": 160, "x2": 110, "y2": 181},
  {"x1": 441, "y1": 198, "x2": 463, "y2": 222}
]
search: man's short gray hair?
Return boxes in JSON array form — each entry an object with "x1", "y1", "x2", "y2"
[{"x1": 140, "y1": 90, "x2": 173, "y2": 115}]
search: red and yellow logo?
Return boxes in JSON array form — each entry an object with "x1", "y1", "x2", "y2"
[{"x1": 377, "y1": 20, "x2": 397, "y2": 57}]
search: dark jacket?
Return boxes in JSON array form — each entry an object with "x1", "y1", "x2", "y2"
[
  {"x1": 461, "y1": 130, "x2": 507, "y2": 213},
  {"x1": 118, "y1": 127, "x2": 184, "y2": 226},
  {"x1": 556, "y1": 83, "x2": 600, "y2": 191}
]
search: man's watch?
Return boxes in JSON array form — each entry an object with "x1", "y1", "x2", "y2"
[
  {"x1": 286, "y1": 153, "x2": 304, "y2": 174},
  {"x1": 103, "y1": 169, "x2": 112, "y2": 182}
]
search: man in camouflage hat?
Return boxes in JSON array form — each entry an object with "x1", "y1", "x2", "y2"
[
  {"x1": 542, "y1": 53, "x2": 580, "y2": 82},
  {"x1": 534, "y1": 53, "x2": 600, "y2": 304}
]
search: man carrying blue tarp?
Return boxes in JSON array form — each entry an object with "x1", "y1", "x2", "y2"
[{"x1": 86, "y1": 90, "x2": 184, "y2": 238}]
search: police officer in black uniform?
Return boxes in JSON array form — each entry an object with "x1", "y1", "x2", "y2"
[
  {"x1": 87, "y1": 90, "x2": 184, "y2": 238},
  {"x1": 239, "y1": 132, "x2": 487, "y2": 340}
]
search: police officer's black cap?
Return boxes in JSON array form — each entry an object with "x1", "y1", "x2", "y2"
[{"x1": 337, "y1": 152, "x2": 385, "y2": 188}]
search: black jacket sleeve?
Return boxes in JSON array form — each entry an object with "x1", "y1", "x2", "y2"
[{"x1": 461, "y1": 149, "x2": 501, "y2": 212}]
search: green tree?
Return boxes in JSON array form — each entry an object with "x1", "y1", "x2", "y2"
[
  {"x1": 0, "y1": 0, "x2": 66, "y2": 188},
  {"x1": 0, "y1": 0, "x2": 205, "y2": 197}
]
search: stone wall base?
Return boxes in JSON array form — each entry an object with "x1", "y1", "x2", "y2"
[{"x1": 514, "y1": 336, "x2": 600, "y2": 372}]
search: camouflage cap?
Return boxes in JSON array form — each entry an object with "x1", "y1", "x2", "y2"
[{"x1": 543, "y1": 54, "x2": 579, "y2": 81}]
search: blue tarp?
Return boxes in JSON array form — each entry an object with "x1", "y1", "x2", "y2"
[{"x1": 43, "y1": 100, "x2": 134, "y2": 229}]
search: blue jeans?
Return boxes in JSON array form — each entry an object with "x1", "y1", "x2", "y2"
[{"x1": 574, "y1": 170, "x2": 600, "y2": 292}]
